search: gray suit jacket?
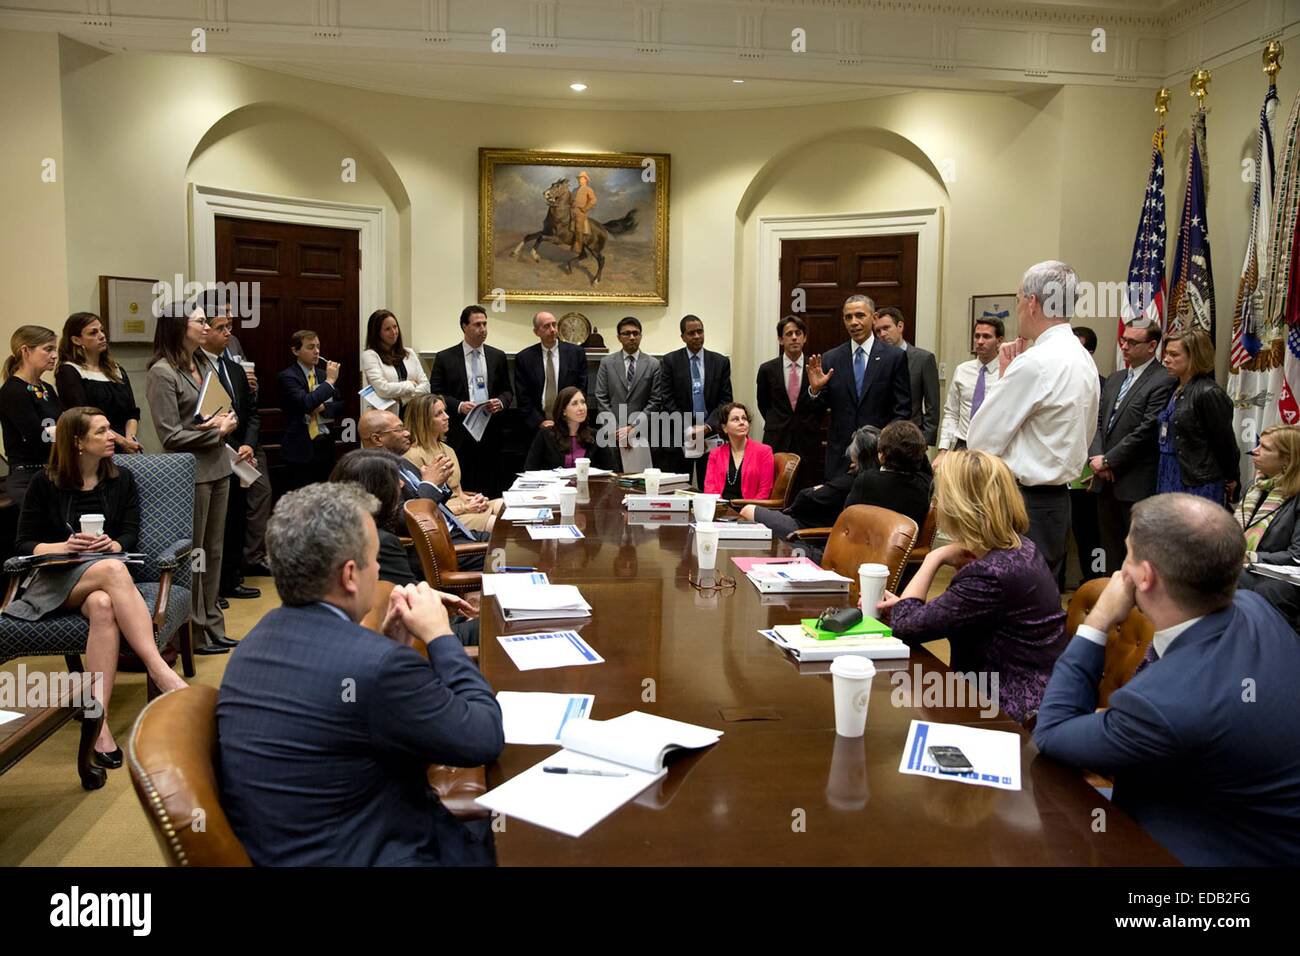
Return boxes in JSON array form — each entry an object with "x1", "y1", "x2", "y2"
[
  {"x1": 146, "y1": 357, "x2": 233, "y2": 483},
  {"x1": 905, "y1": 345, "x2": 940, "y2": 445},
  {"x1": 1089, "y1": 362, "x2": 1175, "y2": 502},
  {"x1": 593, "y1": 350, "x2": 664, "y2": 427}
]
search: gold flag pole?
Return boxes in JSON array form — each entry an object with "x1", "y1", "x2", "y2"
[
  {"x1": 1154, "y1": 86, "x2": 1169, "y2": 125},
  {"x1": 1265, "y1": 39, "x2": 1284, "y2": 90},
  {"x1": 1190, "y1": 69, "x2": 1212, "y2": 111}
]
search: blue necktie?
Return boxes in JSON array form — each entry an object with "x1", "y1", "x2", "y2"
[
  {"x1": 1109, "y1": 369, "x2": 1136, "y2": 431},
  {"x1": 853, "y1": 346, "x2": 866, "y2": 399},
  {"x1": 690, "y1": 353, "x2": 706, "y2": 416},
  {"x1": 470, "y1": 349, "x2": 488, "y2": 403},
  {"x1": 401, "y1": 464, "x2": 473, "y2": 538}
]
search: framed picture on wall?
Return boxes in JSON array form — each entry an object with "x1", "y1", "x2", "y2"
[
  {"x1": 478, "y1": 147, "x2": 670, "y2": 304},
  {"x1": 99, "y1": 275, "x2": 159, "y2": 343},
  {"x1": 969, "y1": 293, "x2": 1016, "y2": 351}
]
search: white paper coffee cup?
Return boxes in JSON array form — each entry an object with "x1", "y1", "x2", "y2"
[
  {"x1": 644, "y1": 474, "x2": 661, "y2": 496},
  {"x1": 693, "y1": 493, "x2": 718, "y2": 524},
  {"x1": 575, "y1": 457, "x2": 590, "y2": 480},
  {"x1": 696, "y1": 526, "x2": 720, "y2": 571},
  {"x1": 830, "y1": 655, "x2": 876, "y2": 737},
  {"x1": 558, "y1": 486, "x2": 577, "y2": 518},
  {"x1": 80, "y1": 513, "x2": 105, "y2": 537},
  {"x1": 858, "y1": 562, "x2": 890, "y2": 615},
  {"x1": 240, "y1": 360, "x2": 255, "y2": 372}
]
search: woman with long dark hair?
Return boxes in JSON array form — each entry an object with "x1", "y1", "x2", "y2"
[
  {"x1": 1, "y1": 325, "x2": 64, "y2": 509},
  {"x1": 55, "y1": 312, "x2": 142, "y2": 453},
  {"x1": 4, "y1": 407, "x2": 186, "y2": 764},
  {"x1": 146, "y1": 301, "x2": 239, "y2": 655},
  {"x1": 361, "y1": 309, "x2": 429, "y2": 416},
  {"x1": 523, "y1": 386, "x2": 615, "y2": 471}
]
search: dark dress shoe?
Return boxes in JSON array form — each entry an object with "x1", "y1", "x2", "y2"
[
  {"x1": 93, "y1": 748, "x2": 123, "y2": 770},
  {"x1": 244, "y1": 561, "x2": 272, "y2": 577},
  {"x1": 194, "y1": 644, "x2": 230, "y2": 655},
  {"x1": 208, "y1": 634, "x2": 238, "y2": 647},
  {"x1": 222, "y1": 585, "x2": 261, "y2": 599},
  {"x1": 217, "y1": 597, "x2": 229, "y2": 609}
]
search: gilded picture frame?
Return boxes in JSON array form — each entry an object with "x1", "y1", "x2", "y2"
[{"x1": 478, "y1": 147, "x2": 670, "y2": 305}]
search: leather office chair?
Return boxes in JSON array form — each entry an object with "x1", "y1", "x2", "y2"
[
  {"x1": 792, "y1": 504, "x2": 919, "y2": 603},
  {"x1": 403, "y1": 499, "x2": 486, "y2": 595},
  {"x1": 730, "y1": 452, "x2": 801, "y2": 512},
  {"x1": 897, "y1": 503, "x2": 938, "y2": 588},
  {"x1": 1066, "y1": 577, "x2": 1155, "y2": 708},
  {"x1": 127, "y1": 686, "x2": 252, "y2": 867}
]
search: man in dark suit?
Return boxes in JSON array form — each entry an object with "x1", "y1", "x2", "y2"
[
  {"x1": 429, "y1": 306, "x2": 513, "y2": 498},
  {"x1": 514, "y1": 310, "x2": 588, "y2": 428},
  {"x1": 656, "y1": 315, "x2": 733, "y2": 485},
  {"x1": 218, "y1": 483, "x2": 504, "y2": 866},
  {"x1": 358, "y1": 408, "x2": 489, "y2": 571},
  {"x1": 1033, "y1": 493, "x2": 1300, "y2": 865},
  {"x1": 277, "y1": 329, "x2": 343, "y2": 491},
  {"x1": 806, "y1": 295, "x2": 911, "y2": 479},
  {"x1": 201, "y1": 309, "x2": 260, "y2": 601},
  {"x1": 222, "y1": 331, "x2": 271, "y2": 577},
  {"x1": 872, "y1": 307, "x2": 939, "y2": 445},
  {"x1": 1088, "y1": 323, "x2": 1175, "y2": 576},
  {"x1": 756, "y1": 315, "x2": 825, "y2": 491}
]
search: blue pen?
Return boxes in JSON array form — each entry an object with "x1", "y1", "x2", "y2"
[{"x1": 501, "y1": 566, "x2": 538, "y2": 572}]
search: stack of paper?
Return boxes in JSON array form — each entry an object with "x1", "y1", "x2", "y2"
[
  {"x1": 525, "y1": 524, "x2": 584, "y2": 540},
  {"x1": 745, "y1": 563, "x2": 852, "y2": 593},
  {"x1": 627, "y1": 511, "x2": 690, "y2": 527},
  {"x1": 619, "y1": 471, "x2": 691, "y2": 487},
  {"x1": 503, "y1": 488, "x2": 563, "y2": 508},
  {"x1": 495, "y1": 630, "x2": 603, "y2": 670},
  {"x1": 500, "y1": 506, "x2": 553, "y2": 522},
  {"x1": 497, "y1": 691, "x2": 595, "y2": 745},
  {"x1": 760, "y1": 625, "x2": 909, "y2": 662},
  {"x1": 475, "y1": 712, "x2": 723, "y2": 837},
  {"x1": 694, "y1": 520, "x2": 772, "y2": 541},
  {"x1": 493, "y1": 581, "x2": 592, "y2": 620},
  {"x1": 624, "y1": 494, "x2": 689, "y2": 512},
  {"x1": 552, "y1": 466, "x2": 614, "y2": 479},
  {"x1": 480, "y1": 571, "x2": 549, "y2": 595},
  {"x1": 1249, "y1": 563, "x2": 1300, "y2": 587}
]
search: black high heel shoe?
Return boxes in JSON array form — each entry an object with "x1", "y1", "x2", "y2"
[{"x1": 93, "y1": 748, "x2": 123, "y2": 770}]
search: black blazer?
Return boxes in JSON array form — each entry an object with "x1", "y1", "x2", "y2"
[
  {"x1": 1169, "y1": 374, "x2": 1240, "y2": 492},
  {"x1": 782, "y1": 470, "x2": 855, "y2": 529},
  {"x1": 0, "y1": 376, "x2": 63, "y2": 468},
  {"x1": 514, "y1": 342, "x2": 588, "y2": 428},
  {"x1": 523, "y1": 429, "x2": 615, "y2": 472},
  {"x1": 16, "y1": 469, "x2": 139, "y2": 555},
  {"x1": 428, "y1": 343, "x2": 513, "y2": 447},
  {"x1": 217, "y1": 603, "x2": 504, "y2": 866},
  {"x1": 214, "y1": 354, "x2": 260, "y2": 450},
  {"x1": 1090, "y1": 362, "x2": 1176, "y2": 502},
  {"x1": 845, "y1": 467, "x2": 932, "y2": 530},
  {"x1": 1247, "y1": 494, "x2": 1300, "y2": 565},
  {"x1": 656, "y1": 348, "x2": 733, "y2": 437},
  {"x1": 54, "y1": 364, "x2": 141, "y2": 438},
  {"x1": 815, "y1": 339, "x2": 911, "y2": 477},
  {"x1": 756, "y1": 355, "x2": 826, "y2": 461},
  {"x1": 377, "y1": 528, "x2": 419, "y2": 586},
  {"x1": 277, "y1": 362, "x2": 343, "y2": 464}
]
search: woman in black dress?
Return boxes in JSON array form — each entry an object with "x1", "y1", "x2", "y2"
[
  {"x1": 55, "y1": 312, "x2": 142, "y2": 453},
  {"x1": 4, "y1": 407, "x2": 187, "y2": 765},
  {"x1": 0, "y1": 325, "x2": 64, "y2": 509}
]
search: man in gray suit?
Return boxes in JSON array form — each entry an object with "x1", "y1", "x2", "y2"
[
  {"x1": 1088, "y1": 322, "x2": 1175, "y2": 575},
  {"x1": 873, "y1": 307, "x2": 939, "y2": 444},
  {"x1": 593, "y1": 316, "x2": 664, "y2": 471}
]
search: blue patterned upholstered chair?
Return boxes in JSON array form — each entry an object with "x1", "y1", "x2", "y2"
[{"x1": 0, "y1": 454, "x2": 196, "y2": 685}]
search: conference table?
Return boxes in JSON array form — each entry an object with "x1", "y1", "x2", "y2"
[{"x1": 479, "y1": 477, "x2": 1177, "y2": 866}]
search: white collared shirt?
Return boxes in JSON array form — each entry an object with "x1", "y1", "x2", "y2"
[
  {"x1": 1076, "y1": 615, "x2": 1204, "y2": 658},
  {"x1": 939, "y1": 357, "x2": 1001, "y2": 450},
  {"x1": 966, "y1": 323, "x2": 1099, "y2": 486}
]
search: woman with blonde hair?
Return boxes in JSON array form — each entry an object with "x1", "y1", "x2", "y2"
[
  {"x1": 877, "y1": 450, "x2": 1068, "y2": 723},
  {"x1": 1156, "y1": 327, "x2": 1239, "y2": 504},
  {"x1": 1237, "y1": 424, "x2": 1300, "y2": 626},
  {"x1": 0, "y1": 325, "x2": 64, "y2": 508},
  {"x1": 403, "y1": 392, "x2": 501, "y2": 532}
]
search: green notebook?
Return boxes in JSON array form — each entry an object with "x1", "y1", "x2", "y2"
[{"x1": 800, "y1": 616, "x2": 893, "y2": 641}]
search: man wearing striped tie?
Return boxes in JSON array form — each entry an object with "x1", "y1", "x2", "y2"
[
  {"x1": 278, "y1": 329, "x2": 344, "y2": 491},
  {"x1": 1088, "y1": 322, "x2": 1175, "y2": 576}
]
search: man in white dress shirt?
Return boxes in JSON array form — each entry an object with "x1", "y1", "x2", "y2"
[
  {"x1": 967, "y1": 260, "x2": 1100, "y2": 579},
  {"x1": 933, "y1": 315, "x2": 1004, "y2": 469}
]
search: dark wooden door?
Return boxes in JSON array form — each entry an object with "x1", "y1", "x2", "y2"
[
  {"x1": 778, "y1": 233, "x2": 919, "y2": 483},
  {"x1": 215, "y1": 216, "x2": 360, "y2": 489}
]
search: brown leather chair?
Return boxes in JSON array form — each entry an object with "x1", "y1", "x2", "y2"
[
  {"x1": 731, "y1": 453, "x2": 801, "y2": 511},
  {"x1": 404, "y1": 499, "x2": 486, "y2": 595},
  {"x1": 792, "y1": 504, "x2": 919, "y2": 604},
  {"x1": 127, "y1": 686, "x2": 251, "y2": 867},
  {"x1": 1066, "y1": 577, "x2": 1155, "y2": 708}
]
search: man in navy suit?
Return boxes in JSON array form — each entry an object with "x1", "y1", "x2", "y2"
[
  {"x1": 656, "y1": 315, "x2": 734, "y2": 485},
  {"x1": 514, "y1": 310, "x2": 588, "y2": 428},
  {"x1": 218, "y1": 483, "x2": 504, "y2": 866},
  {"x1": 1034, "y1": 493, "x2": 1300, "y2": 865},
  {"x1": 806, "y1": 295, "x2": 911, "y2": 478},
  {"x1": 277, "y1": 329, "x2": 344, "y2": 490}
]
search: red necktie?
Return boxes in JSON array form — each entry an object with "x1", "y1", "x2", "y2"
[{"x1": 787, "y1": 362, "x2": 800, "y2": 409}]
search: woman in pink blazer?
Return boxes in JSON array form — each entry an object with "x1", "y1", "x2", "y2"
[{"x1": 704, "y1": 402, "x2": 775, "y2": 500}]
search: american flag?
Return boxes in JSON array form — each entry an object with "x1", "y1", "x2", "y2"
[
  {"x1": 1169, "y1": 110, "x2": 1215, "y2": 338},
  {"x1": 1119, "y1": 127, "x2": 1167, "y2": 364}
]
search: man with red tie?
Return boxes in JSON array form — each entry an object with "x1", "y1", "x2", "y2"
[{"x1": 755, "y1": 315, "x2": 826, "y2": 490}]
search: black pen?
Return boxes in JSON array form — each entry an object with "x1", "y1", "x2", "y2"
[
  {"x1": 501, "y1": 566, "x2": 538, "y2": 572},
  {"x1": 542, "y1": 766, "x2": 627, "y2": 777}
]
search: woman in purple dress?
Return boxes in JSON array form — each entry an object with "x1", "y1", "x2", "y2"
[
  {"x1": 1155, "y1": 328, "x2": 1239, "y2": 506},
  {"x1": 878, "y1": 450, "x2": 1068, "y2": 724}
]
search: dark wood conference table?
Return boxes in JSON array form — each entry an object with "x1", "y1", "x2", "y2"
[{"x1": 479, "y1": 477, "x2": 1177, "y2": 866}]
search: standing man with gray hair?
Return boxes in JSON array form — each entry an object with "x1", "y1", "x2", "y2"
[
  {"x1": 806, "y1": 294, "x2": 911, "y2": 479},
  {"x1": 513, "y1": 310, "x2": 588, "y2": 429},
  {"x1": 967, "y1": 261, "x2": 1099, "y2": 580},
  {"x1": 218, "y1": 483, "x2": 503, "y2": 866}
]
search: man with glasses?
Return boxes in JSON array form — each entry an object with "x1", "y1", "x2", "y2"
[
  {"x1": 1088, "y1": 322, "x2": 1175, "y2": 574},
  {"x1": 593, "y1": 317, "x2": 664, "y2": 472}
]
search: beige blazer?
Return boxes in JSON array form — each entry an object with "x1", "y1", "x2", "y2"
[
  {"x1": 404, "y1": 439, "x2": 500, "y2": 532},
  {"x1": 146, "y1": 358, "x2": 232, "y2": 483}
]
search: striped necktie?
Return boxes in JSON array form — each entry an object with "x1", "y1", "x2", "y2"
[{"x1": 307, "y1": 368, "x2": 320, "y2": 439}]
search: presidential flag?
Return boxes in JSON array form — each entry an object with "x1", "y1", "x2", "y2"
[
  {"x1": 1118, "y1": 126, "x2": 1167, "y2": 368},
  {"x1": 1168, "y1": 110, "x2": 1215, "y2": 339}
]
